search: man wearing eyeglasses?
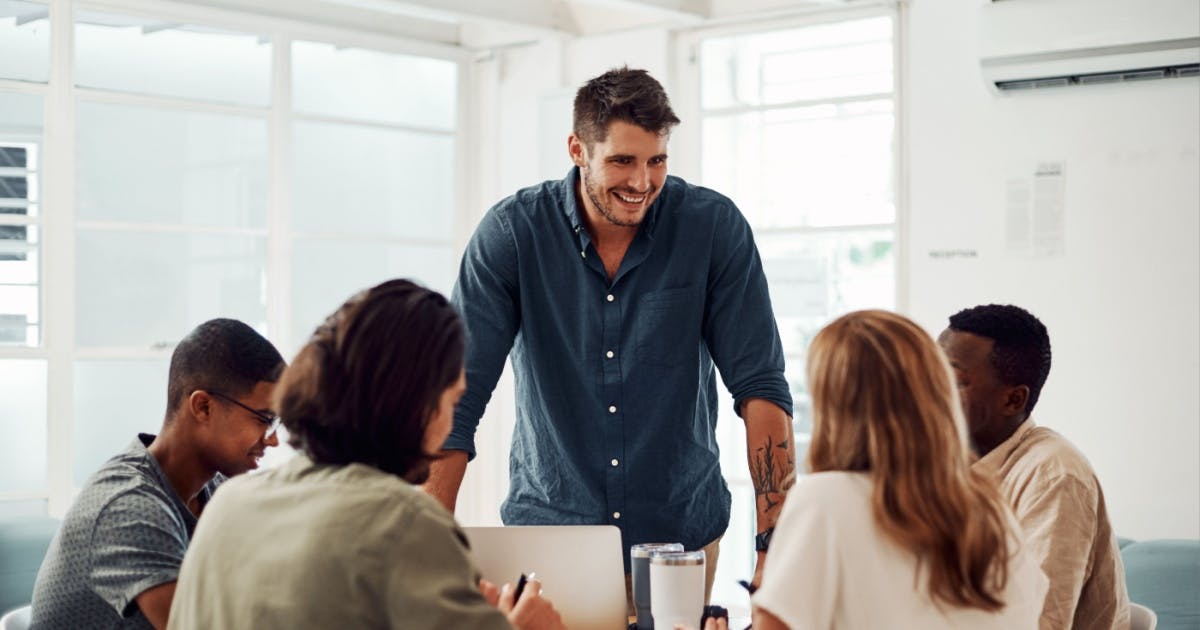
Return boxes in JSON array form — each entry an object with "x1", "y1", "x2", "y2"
[{"x1": 30, "y1": 318, "x2": 285, "y2": 630}]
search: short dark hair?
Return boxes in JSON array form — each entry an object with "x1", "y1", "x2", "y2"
[
  {"x1": 948, "y1": 304, "x2": 1052, "y2": 415},
  {"x1": 166, "y1": 318, "x2": 285, "y2": 418},
  {"x1": 277, "y1": 279, "x2": 464, "y2": 482},
  {"x1": 573, "y1": 67, "x2": 680, "y2": 146}
]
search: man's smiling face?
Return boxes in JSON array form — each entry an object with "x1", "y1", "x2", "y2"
[{"x1": 572, "y1": 120, "x2": 669, "y2": 228}]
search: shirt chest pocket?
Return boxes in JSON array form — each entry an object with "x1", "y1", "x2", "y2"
[{"x1": 634, "y1": 286, "x2": 702, "y2": 368}]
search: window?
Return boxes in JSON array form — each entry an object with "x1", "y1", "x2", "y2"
[
  {"x1": 0, "y1": 137, "x2": 40, "y2": 346},
  {"x1": 0, "y1": 0, "x2": 50, "y2": 84},
  {"x1": 686, "y1": 12, "x2": 899, "y2": 607},
  {"x1": 289, "y1": 41, "x2": 459, "y2": 352},
  {"x1": 0, "y1": 1, "x2": 48, "y2": 512},
  {"x1": 0, "y1": 4, "x2": 463, "y2": 513},
  {"x1": 69, "y1": 13, "x2": 275, "y2": 480}
]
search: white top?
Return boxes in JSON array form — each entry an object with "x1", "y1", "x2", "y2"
[{"x1": 753, "y1": 471, "x2": 1047, "y2": 630}]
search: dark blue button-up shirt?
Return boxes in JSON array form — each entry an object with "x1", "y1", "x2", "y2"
[{"x1": 446, "y1": 168, "x2": 792, "y2": 564}]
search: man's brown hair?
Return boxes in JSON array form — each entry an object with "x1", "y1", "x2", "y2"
[
  {"x1": 573, "y1": 67, "x2": 680, "y2": 147},
  {"x1": 276, "y1": 279, "x2": 464, "y2": 483}
]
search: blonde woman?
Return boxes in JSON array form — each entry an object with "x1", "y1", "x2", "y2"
[{"x1": 751, "y1": 310, "x2": 1047, "y2": 629}]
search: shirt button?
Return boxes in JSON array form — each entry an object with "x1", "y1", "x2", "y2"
[
  {"x1": 608, "y1": 405, "x2": 617, "y2": 414},
  {"x1": 606, "y1": 294, "x2": 614, "y2": 302},
  {"x1": 605, "y1": 350, "x2": 614, "y2": 359},
  {"x1": 611, "y1": 458, "x2": 619, "y2": 467},
  {"x1": 613, "y1": 512, "x2": 621, "y2": 519},
  {"x1": 580, "y1": 251, "x2": 586, "y2": 258}
]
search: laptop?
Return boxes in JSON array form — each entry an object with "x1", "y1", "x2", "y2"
[{"x1": 462, "y1": 525, "x2": 628, "y2": 630}]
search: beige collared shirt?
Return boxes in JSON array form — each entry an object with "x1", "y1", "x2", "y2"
[{"x1": 976, "y1": 419, "x2": 1130, "y2": 630}]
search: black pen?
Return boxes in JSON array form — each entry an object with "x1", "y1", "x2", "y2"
[{"x1": 513, "y1": 573, "x2": 529, "y2": 601}]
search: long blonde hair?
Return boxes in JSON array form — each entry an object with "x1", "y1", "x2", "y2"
[{"x1": 806, "y1": 309, "x2": 1012, "y2": 611}]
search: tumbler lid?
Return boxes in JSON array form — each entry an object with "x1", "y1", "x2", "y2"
[
  {"x1": 631, "y1": 543, "x2": 684, "y2": 558},
  {"x1": 649, "y1": 550, "x2": 705, "y2": 566}
]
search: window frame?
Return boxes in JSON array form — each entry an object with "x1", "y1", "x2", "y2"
[
  {"x1": 671, "y1": 3, "x2": 906, "y2": 607},
  {"x1": 0, "y1": 0, "x2": 472, "y2": 515}
]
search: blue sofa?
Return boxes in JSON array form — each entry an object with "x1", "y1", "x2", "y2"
[
  {"x1": 1120, "y1": 539, "x2": 1200, "y2": 630},
  {"x1": 0, "y1": 516, "x2": 59, "y2": 615}
]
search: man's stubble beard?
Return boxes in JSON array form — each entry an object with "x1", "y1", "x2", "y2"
[{"x1": 582, "y1": 166, "x2": 650, "y2": 228}]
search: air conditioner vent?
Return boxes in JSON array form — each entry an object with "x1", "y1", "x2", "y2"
[
  {"x1": 995, "y1": 63, "x2": 1199, "y2": 91},
  {"x1": 980, "y1": 0, "x2": 1198, "y2": 93}
]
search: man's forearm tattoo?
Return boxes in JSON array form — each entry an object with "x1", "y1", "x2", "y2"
[{"x1": 752, "y1": 436, "x2": 795, "y2": 512}]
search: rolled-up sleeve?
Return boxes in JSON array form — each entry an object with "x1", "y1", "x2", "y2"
[
  {"x1": 701, "y1": 203, "x2": 793, "y2": 418},
  {"x1": 445, "y1": 205, "x2": 521, "y2": 460}
]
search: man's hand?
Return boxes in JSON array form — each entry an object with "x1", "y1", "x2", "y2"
[
  {"x1": 702, "y1": 618, "x2": 730, "y2": 630},
  {"x1": 421, "y1": 450, "x2": 469, "y2": 513},
  {"x1": 497, "y1": 577, "x2": 565, "y2": 630}
]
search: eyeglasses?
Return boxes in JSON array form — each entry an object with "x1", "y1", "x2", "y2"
[{"x1": 208, "y1": 390, "x2": 281, "y2": 437}]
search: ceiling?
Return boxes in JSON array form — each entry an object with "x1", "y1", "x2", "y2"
[{"x1": 181, "y1": 0, "x2": 858, "y2": 49}]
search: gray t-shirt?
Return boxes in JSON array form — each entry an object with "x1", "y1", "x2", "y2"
[{"x1": 30, "y1": 434, "x2": 221, "y2": 629}]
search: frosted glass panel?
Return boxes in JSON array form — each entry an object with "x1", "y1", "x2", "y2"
[
  {"x1": 0, "y1": 359, "x2": 46, "y2": 492},
  {"x1": 292, "y1": 120, "x2": 454, "y2": 240},
  {"x1": 0, "y1": 91, "x2": 43, "y2": 134},
  {"x1": 293, "y1": 40, "x2": 457, "y2": 129},
  {"x1": 0, "y1": 499, "x2": 48, "y2": 518},
  {"x1": 291, "y1": 238, "x2": 456, "y2": 350},
  {"x1": 702, "y1": 101, "x2": 894, "y2": 228},
  {"x1": 75, "y1": 11, "x2": 270, "y2": 106},
  {"x1": 75, "y1": 230, "x2": 267, "y2": 347},
  {"x1": 701, "y1": 16, "x2": 892, "y2": 109},
  {"x1": 77, "y1": 102, "x2": 268, "y2": 228},
  {"x1": 0, "y1": 1, "x2": 49, "y2": 83},
  {"x1": 73, "y1": 360, "x2": 167, "y2": 485},
  {"x1": 757, "y1": 228, "x2": 894, "y2": 426}
]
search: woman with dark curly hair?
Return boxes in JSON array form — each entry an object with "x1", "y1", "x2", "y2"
[{"x1": 168, "y1": 279, "x2": 563, "y2": 630}]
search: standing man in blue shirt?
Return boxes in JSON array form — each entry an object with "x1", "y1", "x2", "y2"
[{"x1": 425, "y1": 67, "x2": 794, "y2": 598}]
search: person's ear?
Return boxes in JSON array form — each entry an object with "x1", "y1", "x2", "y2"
[
  {"x1": 1002, "y1": 385, "x2": 1029, "y2": 417},
  {"x1": 188, "y1": 390, "x2": 214, "y2": 425},
  {"x1": 568, "y1": 134, "x2": 587, "y2": 168}
]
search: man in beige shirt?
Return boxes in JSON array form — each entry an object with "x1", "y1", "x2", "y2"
[{"x1": 939, "y1": 304, "x2": 1130, "y2": 630}]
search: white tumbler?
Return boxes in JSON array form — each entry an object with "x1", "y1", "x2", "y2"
[
  {"x1": 631, "y1": 543, "x2": 684, "y2": 629},
  {"x1": 649, "y1": 550, "x2": 705, "y2": 630}
]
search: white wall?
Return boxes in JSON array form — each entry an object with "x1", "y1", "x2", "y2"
[{"x1": 905, "y1": 0, "x2": 1200, "y2": 539}]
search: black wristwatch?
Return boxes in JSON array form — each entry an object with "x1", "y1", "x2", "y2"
[{"x1": 755, "y1": 527, "x2": 775, "y2": 552}]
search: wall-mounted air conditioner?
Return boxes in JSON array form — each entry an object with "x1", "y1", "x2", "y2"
[{"x1": 980, "y1": 0, "x2": 1200, "y2": 91}]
